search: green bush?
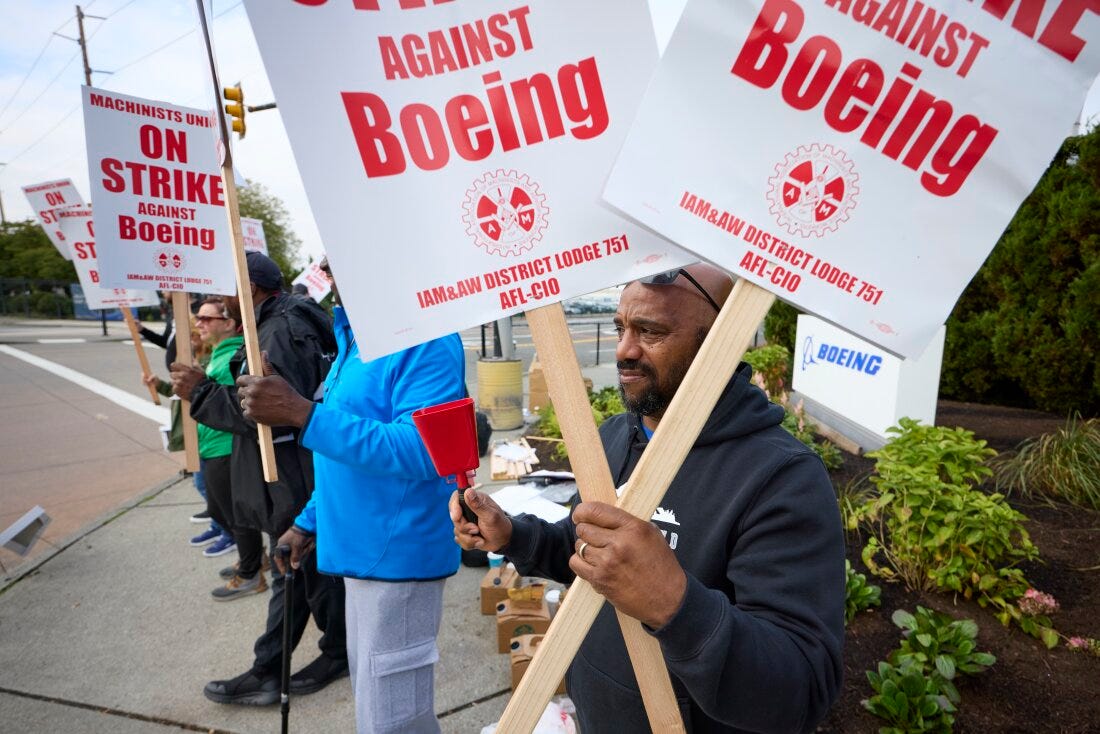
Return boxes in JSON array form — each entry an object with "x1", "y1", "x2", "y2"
[
  {"x1": 845, "y1": 560, "x2": 881, "y2": 623},
  {"x1": 32, "y1": 291, "x2": 72, "y2": 317},
  {"x1": 743, "y1": 344, "x2": 791, "y2": 397},
  {"x1": 992, "y1": 416, "x2": 1100, "y2": 511},
  {"x1": 890, "y1": 608, "x2": 996, "y2": 706},
  {"x1": 536, "y1": 387, "x2": 625, "y2": 460},
  {"x1": 862, "y1": 659, "x2": 956, "y2": 733},
  {"x1": 762, "y1": 300, "x2": 800, "y2": 353},
  {"x1": 855, "y1": 419, "x2": 1057, "y2": 647},
  {"x1": 941, "y1": 127, "x2": 1100, "y2": 415}
]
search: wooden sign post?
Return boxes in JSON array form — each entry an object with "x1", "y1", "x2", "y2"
[
  {"x1": 497, "y1": 280, "x2": 776, "y2": 732},
  {"x1": 194, "y1": 0, "x2": 277, "y2": 482},
  {"x1": 526, "y1": 304, "x2": 685, "y2": 733},
  {"x1": 170, "y1": 292, "x2": 202, "y2": 473},
  {"x1": 120, "y1": 308, "x2": 161, "y2": 405}
]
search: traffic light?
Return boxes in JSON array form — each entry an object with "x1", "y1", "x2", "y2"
[{"x1": 223, "y1": 83, "x2": 246, "y2": 139}]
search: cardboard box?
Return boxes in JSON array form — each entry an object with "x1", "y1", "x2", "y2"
[
  {"x1": 480, "y1": 564, "x2": 520, "y2": 615},
  {"x1": 509, "y1": 634, "x2": 566, "y2": 694},
  {"x1": 529, "y1": 357, "x2": 592, "y2": 415},
  {"x1": 495, "y1": 597, "x2": 551, "y2": 653},
  {"x1": 528, "y1": 358, "x2": 550, "y2": 415}
]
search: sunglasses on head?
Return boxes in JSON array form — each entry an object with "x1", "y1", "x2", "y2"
[
  {"x1": 195, "y1": 315, "x2": 228, "y2": 323},
  {"x1": 639, "y1": 269, "x2": 721, "y2": 312}
]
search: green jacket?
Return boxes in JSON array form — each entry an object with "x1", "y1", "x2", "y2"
[{"x1": 198, "y1": 336, "x2": 244, "y2": 459}]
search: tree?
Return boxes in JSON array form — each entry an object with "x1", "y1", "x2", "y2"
[
  {"x1": 941, "y1": 125, "x2": 1100, "y2": 415},
  {"x1": 0, "y1": 219, "x2": 77, "y2": 280},
  {"x1": 237, "y1": 181, "x2": 304, "y2": 282}
]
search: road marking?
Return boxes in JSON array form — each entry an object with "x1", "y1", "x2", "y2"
[
  {"x1": 36, "y1": 338, "x2": 86, "y2": 344},
  {"x1": 0, "y1": 345, "x2": 169, "y2": 425}
]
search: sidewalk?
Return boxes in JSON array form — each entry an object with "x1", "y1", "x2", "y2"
[{"x1": 0, "y1": 343, "x2": 617, "y2": 732}]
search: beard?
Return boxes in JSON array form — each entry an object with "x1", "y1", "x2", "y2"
[{"x1": 617, "y1": 355, "x2": 693, "y2": 418}]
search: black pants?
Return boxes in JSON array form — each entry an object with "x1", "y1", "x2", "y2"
[
  {"x1": 204, "y1": 455, "x2": 265, "y2": 577},
  {"x1": 203, "y1": 455, "x2": 234, "y2": 533},
  {"x1": 252, "y1": 534, "x2": 347, "y2": 674}
]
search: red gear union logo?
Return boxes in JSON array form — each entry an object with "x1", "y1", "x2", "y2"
[
  {"x1": 154, "y1": 248, "x2": 185, "y2": 272},
  {"x1": 462, "y1": 169, "x2": 548, "y2": 257},
  {"x1": 767, "y1": 144, "x2": 859, "y2": 238}
]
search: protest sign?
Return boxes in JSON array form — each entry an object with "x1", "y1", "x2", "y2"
[
  {"x1": 604, "y1": 0, "x2": 1100, "y2": 358},
  {"x1": 291, "y1": 256, "x2": 332, "y2": 302},
  {"x1": 55, "y1": 204, "x2": 162, "y2": 404},
  {"x1": 82, "y1": 86, "x2": 236, "y2": 295},
  {"x1": 240, "y1": 216, "x2": 268, "y2": 254},
  {"x1": 22, "y1": 179, "x2": 85, "y2": 261},
  {"x1": 243, "y1": 0, "x2": 693, "y2": 361},
  {"x1": 57, "y1": 206, "x2": 160, "y2": 310}
]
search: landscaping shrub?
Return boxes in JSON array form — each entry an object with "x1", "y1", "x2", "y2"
[
  {"x1": 940, "y1": 127, "x2": 1100, "y2": 415},
  {"x1": 536, "y1": 386, "x2": 625, "y2": 460},
  {"x1": 889, "y1": 608, "x2": 996, "y2": 706},
  {"x1": 746, "y1": 368, "x2": 844, "y2": 470},
  {"x1": 863, "y1": 608, "x2": 995, "y2": 732},
  {"x1": 854, "y1": 419, "x2": 1058, "y2": 647},
  {"x1": 863, "y1": 658, "x2": 956, "y2": 733},
  {"x1": 845, "y1": 560, "x2": 881, "y2": 623},
  {"x1": 992, "y1": 416, "x2": 1100, "y2": 511},
  {"x1": 742, "y1": 344, "x2": 791, "y2": 397},
  {"x1": 762, "y1": 300, "x2": 799, "y2": 354}
]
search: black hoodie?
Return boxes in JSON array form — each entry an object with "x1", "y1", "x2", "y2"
[
  {"x1": 504, "y1": 364, "x2": 845, "y2": 733},
  {"x1": 189, "y1": 292, "x2": 336, "y2": 535}
]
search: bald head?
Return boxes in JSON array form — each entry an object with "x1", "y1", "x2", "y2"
[{"x1": 614, "y1": 264, "x2": 733, "y2": 428}]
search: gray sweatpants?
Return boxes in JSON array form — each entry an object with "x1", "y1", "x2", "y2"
[{"x1": 344, "y1": 577, "x2": 445, "y2": 734}]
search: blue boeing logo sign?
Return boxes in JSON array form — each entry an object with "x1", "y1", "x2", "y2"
[{"x1": 802, "y1": 335, "x2": 882, "y2": 376}]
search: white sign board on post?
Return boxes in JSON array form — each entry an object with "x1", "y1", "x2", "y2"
[
  {"x1": 82, "y1": 86, "x2": 237, "y2": 295},
  {"x1": 244, "y1": 0, "x2": 693, "y2": 362},
  {"x1": 57, "y1": 206, "x2": 160, "y2": 310},
  {"x1": 291, "y1": 256, "x2": 332, "y2": 303},
  {"x1": 793, "y1": 315, "x2": 945, "y2": 446},
  {"x1": 240, "y1": 216, "x2": 268, "y2": 255},
  {"x1": 604, "y1": 0, "x2": 1100, "y2": 358},
  {"x1": 22, "y1": 179, "x2": 86, "y2": 261}
]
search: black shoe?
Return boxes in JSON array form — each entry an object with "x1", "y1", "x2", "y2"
[
  {"x1": 289, "y1": 654, "x2": 349, "y2": 695},
  {"x1": 203, "y1": 668, "x2": 279, "y2": 705}
]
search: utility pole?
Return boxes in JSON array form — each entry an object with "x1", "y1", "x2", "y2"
[
  {"x1": 72, "y1": 4, "x2": 108, "y2": 335},
  {"x1": 76, "y1": 5, "x2": 93, "y2": 86}
]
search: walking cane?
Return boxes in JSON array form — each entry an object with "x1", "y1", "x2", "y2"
[{"x1": 277, "y1": 544, "x2": 294, "y2": 734}]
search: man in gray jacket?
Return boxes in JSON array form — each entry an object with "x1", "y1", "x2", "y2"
[{"x1": 453, "y1": 264, "x2": 844, "y2": 733}]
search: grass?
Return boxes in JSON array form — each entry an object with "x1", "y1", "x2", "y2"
[{"x1": 992, "y1": 416, "x2": 1100, "y2": 511}]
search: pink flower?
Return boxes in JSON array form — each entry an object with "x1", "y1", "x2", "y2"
[
  {"x1": 1018, "y1": 588, "x2": 1059, "y2": 617},
  {"x1": 1067, "y1": 637, "x2": 1089, "y2": 651}
]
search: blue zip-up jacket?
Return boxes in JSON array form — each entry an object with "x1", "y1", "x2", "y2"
[{"x1": 294, "y1": 306, "x2": 466, "y2": 580}]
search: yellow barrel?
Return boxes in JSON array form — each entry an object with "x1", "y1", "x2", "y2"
[{"x1": 477, "y1": 358, "x2": 524, "y2": 430}]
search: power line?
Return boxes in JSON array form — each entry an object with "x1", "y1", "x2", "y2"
[
  {"x1": 0, "y1": 8, "x2": 113, "y2": 134},
  {"x1": 0, "y1": 36, "x2": 59, "y2": 124},
  {"x1": 106, "y1": 0, "x2": 242, "y2": 78},
  {"x1": 1, "y1": 0, "x2": 245, "y2": 175},
  {"x1": 0, "y1": 51, "x2": 81, "y2": 134},
  {"x1": 3, "y1": 102, "x2": 81, "y2": 166}
]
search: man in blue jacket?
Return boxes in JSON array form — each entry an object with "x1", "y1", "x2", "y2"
[{"x1": 238, "y1": 257, "x2": 466, "y2": 733}]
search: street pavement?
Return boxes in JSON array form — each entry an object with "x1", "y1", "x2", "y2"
[{"x1": 0, "y1": 316, "x2": 619, "y2": 733}]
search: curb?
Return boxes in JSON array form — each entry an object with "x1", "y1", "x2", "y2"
[{"x1": 0, "y1": 472, "x2": 190, "y2": 594}]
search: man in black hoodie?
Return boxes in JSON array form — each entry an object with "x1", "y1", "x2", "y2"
[
  {"x1": 172, "y1": 252, "x2": 348, "y2": 706},
  {"x1": 452, "y1": 264, "x2": 844, "y2": 733}
]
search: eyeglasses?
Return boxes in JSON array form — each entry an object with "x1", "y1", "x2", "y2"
[
  {"x1": 639, "y1": 269, "x2": 721, "y2": 312},
  {"x1": 195, "y1": 315, "x2": 228, "y2": 323}
]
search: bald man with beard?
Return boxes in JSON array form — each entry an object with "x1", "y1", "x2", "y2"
[{"x1": 452, "y1": 264, "x2": 844, "y2": 733}]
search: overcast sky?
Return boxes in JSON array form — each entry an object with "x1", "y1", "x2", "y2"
[{"x1": 1, "y1": 0, "x2": 1097, "y2": 266}]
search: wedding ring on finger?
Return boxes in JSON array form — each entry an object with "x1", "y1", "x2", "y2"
[{"x1": 578, "y1": 541, "x2": 590, "y2": 563}]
